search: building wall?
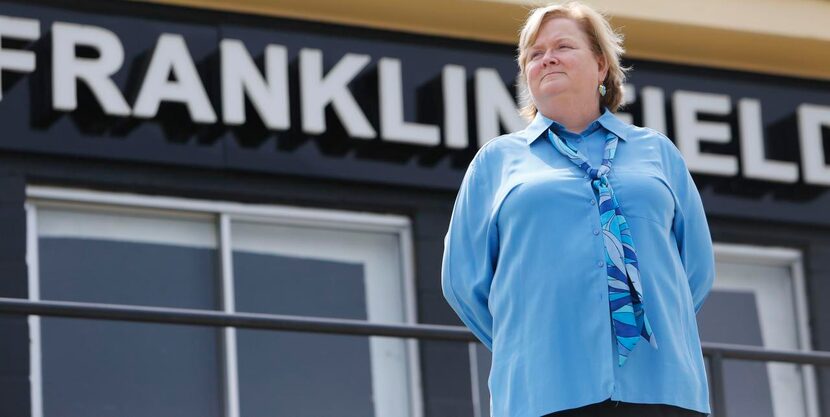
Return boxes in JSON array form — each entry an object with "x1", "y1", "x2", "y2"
[{"x1": 1, "y1": 1, "x2": 829, "y2": 416}]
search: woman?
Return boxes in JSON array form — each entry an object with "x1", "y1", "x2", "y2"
[{"x1": 441, "y1": 2, "x2": 715, "y2": 416}]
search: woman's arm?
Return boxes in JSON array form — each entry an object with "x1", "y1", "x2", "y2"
[
  {"x1": 441, "y1": 148, "x2": 500, "y2": 350},
  {"x1": 663, "y1": 136, "x2": 716, "y2": 314}
]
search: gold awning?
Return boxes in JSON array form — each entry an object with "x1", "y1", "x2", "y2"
[{"x1": 135, "y1": 0, "x2": 830, "y2": 81}]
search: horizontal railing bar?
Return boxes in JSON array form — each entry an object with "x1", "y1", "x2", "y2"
[
  {"x1": 3, "y1": 298, "x2": 830, "y2": 365},
  {"x1": 0, "y1": 297, "x2": 476, "y2": 342},
  {"x1": 702, "y1": 342, "x2": 830, "y2": 365}
]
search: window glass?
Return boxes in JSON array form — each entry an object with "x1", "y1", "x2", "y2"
[
  {"x1": 234, "y1": 252, "x2": 374, "y2": 416},
  {"x1": 232, "y1": 220, "x2": 416, "y2": 417},
  {"x1": 36, "y1": 206, "x2": 223, "y2": 417}
]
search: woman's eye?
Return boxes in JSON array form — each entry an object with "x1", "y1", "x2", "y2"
[
  {"x1": 559, "y1": 45, "x2": 573, "y2": 49},
  {"x1": 531, "y1": 52, "x2": 542, "y2": 59}
]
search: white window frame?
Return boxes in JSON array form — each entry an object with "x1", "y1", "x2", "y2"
[
  {"x1": 25, "y1": 185, "x2": 423, "y2": 417},
  {"x1": 713, "y1": 242, "x2": 818, "y2": 417}
]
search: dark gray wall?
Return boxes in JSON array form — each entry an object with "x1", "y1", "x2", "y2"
[
  {"x1": 708, "y1": 216, "x2": 830, "y2": 416},
  {"x1": 0, "y1": 174, "x2": 29, "y2": 417},
  {"x1": 0, "y1": 0, "x2": 828, "y2": 415},
  {"x1": 0, "y1": 151, "x2": 479, "y2": 416},
  {"x1": 3, "y1": 150, "x2": 830, "y2": 417}
]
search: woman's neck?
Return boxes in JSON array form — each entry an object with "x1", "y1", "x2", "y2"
[{"x1": 538, "y1": 101, "x2": 602, "y2": 134}]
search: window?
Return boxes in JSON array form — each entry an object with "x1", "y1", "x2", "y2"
[
  {"x1": 26, "y1": 186, "x2": 422, "y2": 417},
  {"x1": 698, "y1": 243, "x2": 819, "y2": 417}
]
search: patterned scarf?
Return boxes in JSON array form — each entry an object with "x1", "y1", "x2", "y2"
[{"x1": 547, "y1": 127, "x2": 658, "y2": 367}]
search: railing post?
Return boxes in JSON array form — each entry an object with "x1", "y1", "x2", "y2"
[{"x1": 709, "y1": 351, "x2": 727, "y2": 417}]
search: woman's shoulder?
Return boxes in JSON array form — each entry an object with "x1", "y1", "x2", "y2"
[
  {"x1": 470, "y1": 131, "x2": 529, "y2": 168},
  {"x1": 626, "y1": 124, "x2": 672, "y2": 145},
  {"x1": 624, "y1": 124, "x2": 695, "y2": 185},
  {"x1": 626, "y1": 125, "x2": 685, "y2": 160}
]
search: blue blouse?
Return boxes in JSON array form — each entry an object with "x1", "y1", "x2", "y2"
[{"x1": 441, "y1": 108, "x2": 715, "y2": 417}]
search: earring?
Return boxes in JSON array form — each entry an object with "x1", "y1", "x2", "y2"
[{"x1": 598, "y1": 84, "x2": 607, "y2": 97}]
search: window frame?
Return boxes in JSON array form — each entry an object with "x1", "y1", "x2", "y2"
[
  {"x1": 712, "y1": 242, "x2": 818, "y2": 417},
  {"x1": 25, "y1": 185, "x2": 423, "y2": 417}
]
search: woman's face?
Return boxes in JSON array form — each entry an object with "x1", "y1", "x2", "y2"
[{"x1": 525, "y1": 17, "x2": 606, "y2": 110}]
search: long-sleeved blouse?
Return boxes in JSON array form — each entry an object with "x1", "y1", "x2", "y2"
[{"x1": 441, "y1": 108, "x2": 715, "y2": 417}]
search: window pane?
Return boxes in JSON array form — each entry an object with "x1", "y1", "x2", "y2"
[
  {"x1": 698, "y1": 290, "x2": 774, "y2": 417},
  {"x1": 40, "y1": 238, "x2": 218, "y2": 308},
  {"x1": 41, "y1": 319, "x2": 223, "y2": 417},
  {"x1": 37, "y1": 206, "x2": 223, "y2": 417},
  {"x1": 231, "y1": 220, "x2": 414, "y2": 417},
  {"x1": 234, "y1": 251, "x2": 374, "y2": 417}
]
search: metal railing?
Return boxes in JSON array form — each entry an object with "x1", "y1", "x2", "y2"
[{"x1": 1, "y1": 297, "x2": 828, "y2": 417}]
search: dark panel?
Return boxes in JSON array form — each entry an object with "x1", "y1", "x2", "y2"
[
  {"x1": 0, "y1": 317, "x2": 28, "y2": 375},
  {"x1": 233, "y1": 251, "x2": 374, "y2": 417},
  {"x1": 0, "y1": 208, "x2": 26, "y2": 257},
  {"x1": 0, "y1": 260, "x2": 28, "y2": 299},
  {"x1": 0, "y1": 374, "x2": 30, "y2": 417},
  {"x1": 420, "y1": 341, "x2": 475, "y2": 417},
  {"x1": 0, "y1": 174, "x2": 28, "y2": 417}
]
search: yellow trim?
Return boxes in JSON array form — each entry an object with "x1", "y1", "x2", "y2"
[{"x1": 133, "y1": 0, "x2": 830, "y2": 81}]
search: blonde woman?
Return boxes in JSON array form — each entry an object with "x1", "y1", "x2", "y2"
[{"x1": 441, "y1": 2, "x2": 715, "y2": 416}]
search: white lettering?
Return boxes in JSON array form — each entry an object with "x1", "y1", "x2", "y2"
[
  {"x1": 0, "y1": 15, "x2": 39, "y2": 101},
  {"x1": 133, "y1": 34, "x2": 217, "y2": 123},
  {"x1": 378, "y1": 57, "x2": 440, "y2": 145},
  {"x1": 738, "y1": 98, "x2": 798, "y2": 183},
  {"x1": 474, "y1": 68, "x2": 524, "y2": 147},
  {"x1": 220, "y1": 39, "x2": 289, "y2": 130},
  {"x1": 673, "y1": 90, "x2": 737, "y2": 176},
  {"x1": 614, "y1": 83, "x2": 635, "y2": 124},
  {"x1": 642, "y1": 86, "x2": 667, "y2": 134},
  {"x1": 300, "y1": 48, "x2": 375, "y2": 138},
  {"x1": 798, "y1": 104, "x2": 830, "y2": 186},
  {"x1": 442, "y1": 64, "x2": 468, "y2": 149},
  {"x1": 52, "y1": 21, "x2": 130, "y2": 116}
]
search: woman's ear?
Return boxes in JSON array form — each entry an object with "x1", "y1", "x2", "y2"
[{"x1": 597, "y1": 54, "x2": 608, "y2": 83}]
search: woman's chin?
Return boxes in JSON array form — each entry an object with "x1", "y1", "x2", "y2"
[{"x1": 534, "y1": 87, "x2": 569, "y2": 102}]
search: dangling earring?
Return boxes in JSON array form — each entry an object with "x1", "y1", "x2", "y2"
[{"x1": 598, "y1": 83, "x2": 607, "y2": 97}]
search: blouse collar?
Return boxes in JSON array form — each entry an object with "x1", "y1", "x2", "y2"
[{"x1": 520, "y1": 107, "x2": 631, "y2": 145}]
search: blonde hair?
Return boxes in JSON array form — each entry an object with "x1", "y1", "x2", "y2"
[{"x1": 516, "y1": 1, "x2": 628, "y2": 121}]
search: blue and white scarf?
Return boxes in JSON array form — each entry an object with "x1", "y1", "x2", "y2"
[{"x1": 548, "y1": 128, "x2": 658, "y2": 366}]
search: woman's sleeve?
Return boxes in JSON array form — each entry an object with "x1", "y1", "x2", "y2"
[
  {"x1": 441, "y1": 149, "x2": 499, "y2": 351},
  {"x1": 664, "y1": 139, "x2": 716, "y2": 314}
]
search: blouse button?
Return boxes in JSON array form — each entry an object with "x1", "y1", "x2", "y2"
[
  {"x1": 593, "y1": 229, "x2": 600, "y2": 235},
  {"x1": 596, "y1": 260, "x2": 605, "y2": 268},
  {"x1": 589, "y1": 199, "x2": 596, "y2": 206}
]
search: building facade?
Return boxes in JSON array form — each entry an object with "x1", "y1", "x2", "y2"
[{"x1": 1, "y1": 0, "x2": 829, "y2": 416}]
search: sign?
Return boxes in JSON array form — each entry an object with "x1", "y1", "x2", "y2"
[{"x1": 1, "y1": 1, "x2": 830, "y2": 224}]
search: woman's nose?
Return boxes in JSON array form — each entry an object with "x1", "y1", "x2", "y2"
[{"x1": 541, "y1": 52, "x2": 558, "y2": 66}]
